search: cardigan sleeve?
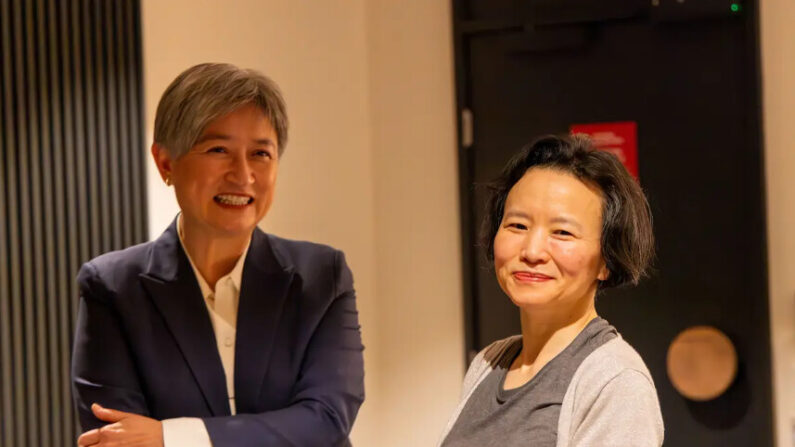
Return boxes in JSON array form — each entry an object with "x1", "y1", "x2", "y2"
[{"x1": 568, "y1": 369, "x2": 664, "y2": 447}]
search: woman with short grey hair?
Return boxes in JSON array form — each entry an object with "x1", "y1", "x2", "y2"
[{"x1": 72, "y1": 63, "x2": 365, "y2": 447}]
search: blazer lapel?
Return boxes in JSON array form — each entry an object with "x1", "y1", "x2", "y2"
[
  {"x1": 138, "y1": 220, "x2": 231, "y2": 417},
  {"x1": 234, "y1": 229, "x2": 294, "y2": 412}
]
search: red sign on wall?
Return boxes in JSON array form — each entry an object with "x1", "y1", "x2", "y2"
[{"x1": 570, "y1": 121, "x2": 639, "y2": 179}]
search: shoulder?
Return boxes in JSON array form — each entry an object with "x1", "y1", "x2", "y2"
[
  {"x1": 562, "y1": 335, "x2": 661, "y2": 420},
  {"x1": 84, "y1": 240, "x2": 154, "y2": 271},
  {"x1": 261, "y1": 232, "x2": 353, "y2": 294},
  {"x1": 480, "y1": 334, "x2": 522, "y2": 366},
  {"x1": 77, "y1": 240, "x2": 155, "y2": 293},
  {"x1": 575, "y1": 336, "x2": 655, "y2": 388},
  {"x1": 265, "y1": 233, "x2": 342, "y2": 267},
  {"x1": 440, "y1": 334, "x2": 522, "y2": 443},
  {"x1": 462, "y1": 335, "x2": 522, "y2": 394},
  {"x1": 558, "y1": 336, "x2": 664, "y2": 446}
]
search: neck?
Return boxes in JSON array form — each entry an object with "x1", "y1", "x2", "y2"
[
  {"x1": 179, "y1": 215, "x2": 251, "y2": 289},
  {"x1": 515, "y1": 290, "x2": 598, "y2": 370}
]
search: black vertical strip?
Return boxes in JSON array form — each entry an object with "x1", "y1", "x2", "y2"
[
  {"x1": 4, "y1": 1, "x2": 18, "y2": 442},
  {"x1": 0, "y1": 0, "x2": 15, "y2": 442},
  {"x1": 0, "y1": 14, "x2": 6, "y2": 433},
  {"x1": 129, "y1": 0, "x2": 147, "y2": 241},
  {"x1": 92, "y1": 0, "x2": 110, "y2": 254},
  {"x1": 37, "y1": 0, "x2": 57, "y2": 442},
  {"x1": 8, "y1": 2, "x2": 24, "y2": 442},
  {"x1": 104, "y1": 1, "x2": 122, "y2": 250},
  {"x1": 82, "y1": 0, "x2": 100, "y2": 258},
  {"x1": 0, "y1": 2, "x2": 16, "y2": 445},
  {"x1": 32, "y1": 0, "x2": 52, "y2": 444},
  {"x1": 62, "y1": 1, "x2": 81, "y2": 441},
  {"x1": 46, "y1": 0, "x2": 65, "y2": 442},
  {"x1": 19, "y1": 1, "x2": 39, "y2": 444},
  {"x1": 31, "y1": 1, "x2": 45, "y2": 441},
  {"x1": 122, "y1": 0, "x2": 138, "y2": 241},
  {"x1": 71, "y1": 0, "x2": 88, "y2": 328},
  {"x1": 115, "y1": 0, "x2": 132, "y2": 247},
  {"x1": 26, "y1": 0, "x2": 45, "y2": 442}
]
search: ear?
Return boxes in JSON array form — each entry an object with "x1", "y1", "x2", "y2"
[
  {"x1": 597, "y1": 260, "x2": 610, "y2": 282},
  {"x1": 151, "y1": 142, "x2": 173, "y2": 184}
]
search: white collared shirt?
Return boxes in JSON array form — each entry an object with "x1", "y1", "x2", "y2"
[{"x1": 161, "y1": 219, "x2": 251, "y2": 446}]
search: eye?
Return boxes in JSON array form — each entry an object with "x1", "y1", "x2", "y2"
[
  {"x1": 253, "y1": 149, "x2": 272, "y2": 159},
  {"x1": 553, "y1": 229, "x2": 574, "y2": 237},
  {"x1": 506, "y1": 222, "x2": 527, "y2": 230},
  {"x1": 206, "y1": 146, "x2": 227, "y2": 154}
]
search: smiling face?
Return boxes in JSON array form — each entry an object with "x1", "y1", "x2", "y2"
[
  {"x1": 493, "y1": 168, "x2": 609, "y2": 312},
  {"x1": 153, "y1": 103, "x2": 279, "y2": 239}
]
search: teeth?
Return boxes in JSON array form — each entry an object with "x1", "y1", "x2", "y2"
[{"x1": 215, "y1": 194, "x2": 251, "y2": 206}]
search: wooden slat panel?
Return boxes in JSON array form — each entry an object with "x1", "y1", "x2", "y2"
[
  {"x1": 60, "y1": 1, "x2": 81, "y2": 441},
  {"x1": 13, "y1": 1, "x2": 35, "y2": 444},
  {"x1": 33, "y1": 0, "x2": 53, "y2": 442},
  {"x1": 1, "y1": 0, "x2": 17, "y2": 443},
  {"x1": 46, "y1": 0, "x2": 66, "y2": 443},
  {"x1": 0, "y1": 0, "x2": 145, "y2": 444}
]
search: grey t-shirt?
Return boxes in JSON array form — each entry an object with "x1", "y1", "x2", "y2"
[{"x1": 441, "y1": 318, "x2": 617, "y2": 447}]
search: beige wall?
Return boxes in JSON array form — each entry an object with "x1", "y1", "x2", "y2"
[
  {"x1": 141, "y1": 1, "x2": 463, "y2": 445},
  {"x1": 365, "y1": 1, "x2": 465, "y2": 445},
  {"x1": 760, "y1": 1, "x2": 795, "y2": 446}
]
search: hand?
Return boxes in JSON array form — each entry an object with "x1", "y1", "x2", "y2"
[{"x1": 77, "y1": 403, "x2": 164, "y2": 447}]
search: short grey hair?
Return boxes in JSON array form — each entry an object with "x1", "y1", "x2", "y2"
[{"x1": 153, "y1": 62, "x2": 289, "y2": 158}]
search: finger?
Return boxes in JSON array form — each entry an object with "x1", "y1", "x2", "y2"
[
  {"x1": 91, "y1": 403, "x2": 128, "y2": 423},
  {"x1": 77, "y1": 428, "x2": 100, "y2": 446}
]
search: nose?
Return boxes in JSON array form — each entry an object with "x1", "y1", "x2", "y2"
[
  {"x1": 520, "y1": 229, "x2": 550, "y2": 265},
  {"x1": 226, "y1": 153, "x2": 255, "y2": 186}
]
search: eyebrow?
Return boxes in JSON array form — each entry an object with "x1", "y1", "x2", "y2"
[
  {"x1": 196, "y1": 133, "x2": 276, "y2": 146},
  {"x1": 503, "y1": 210, "x2": 529, "y2": 220},
  {"x1": 503, "y1": 210, "x2": 583, "y2": 230}
]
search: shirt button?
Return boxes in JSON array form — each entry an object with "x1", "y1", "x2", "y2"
[{"x1": 224, "y1": 336, "x2": 234, "y2": 347}]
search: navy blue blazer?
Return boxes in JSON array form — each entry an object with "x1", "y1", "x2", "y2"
[{"x1": 71, "y1": 220, "x2": 365, "y2": 446}]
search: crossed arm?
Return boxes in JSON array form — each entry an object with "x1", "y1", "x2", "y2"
[{"x1": 71, "y1": 252, "x2": 365, "y2": 447}]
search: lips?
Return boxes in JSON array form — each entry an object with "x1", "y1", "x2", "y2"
[
  {"x1": 214, "y1": 194, "x2": 254, "y2": 206},
  {"x1": 513, "y1": 271, "x2": 553, "y2": 282}
]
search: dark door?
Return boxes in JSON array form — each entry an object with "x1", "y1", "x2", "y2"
[{"x1": 453, "y1": 1, "x2": 773, "y2": 445}]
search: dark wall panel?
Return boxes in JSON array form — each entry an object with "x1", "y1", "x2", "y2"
[
  {"x1": 452, "y1": 0, "x2": 773, "y2": 445},
  {"x1": 0, "y1": 0, "x2": 146, "y2": 445}
]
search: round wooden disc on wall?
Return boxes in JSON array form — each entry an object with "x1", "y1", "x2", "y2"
[{"x1": 666, "y1": 326, "x2": 738, "y2": 401}]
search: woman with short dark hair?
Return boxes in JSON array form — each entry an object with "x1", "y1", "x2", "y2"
[{"x1": 439, "y1": 135, "x2": 663, "y2": 447}]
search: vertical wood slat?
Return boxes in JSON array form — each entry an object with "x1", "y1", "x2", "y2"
[
  {"x1": 33, "y1": 0, "x2": 53, "y2": 443},
  {"x1": 46, "y1": 0, "x2": 66, "y2": 442},
  {"x1": 115, "y1": 1, "x2": 131, "y2": 248},
  {"x1": 92, "y1": 0, "x2": 110, "y2": 252},
  {"x1": 105, "y1": 1, "x2": 122, "y2": 250},
  {"x1": 12, "y1": 2, "x2": 32, "y2": 445},
  {"x1": 25, "y1": 0, "x2": 44, "y2": 444},
  {"x1": 0, "y1": 1, "x2": 146, "y2": 445},
  {"x1": 130, "y1": 0, "x2": 147, "y2": 240},
  {"x1": 82, "y1": 0, "x2": 99, "y2": 257},
  {"x1": 61, "y1": 1, "x2": 80, "y2": 441},
  {"x1": 0, "y1": 0, "x2": 16, "y2": 443}
]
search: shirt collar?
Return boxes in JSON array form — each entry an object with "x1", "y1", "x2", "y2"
[{"x1": 177, "y1": 214, "x2": 251, "y2": 299}]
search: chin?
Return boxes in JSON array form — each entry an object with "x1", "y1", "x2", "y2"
[
  {"x1": 509, "y1": 295, "x2": 558, "y2": 309},
  {"x1": 505, "y1": 285, "x2": 561, "y2": 309},
  {"x1": 209, "y1": 220, "x2": 257, "y2": 236}
]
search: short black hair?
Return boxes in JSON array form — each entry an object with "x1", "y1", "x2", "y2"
[{"x1": 481, "y1": 134, "x2": 654, "y2": 288}]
